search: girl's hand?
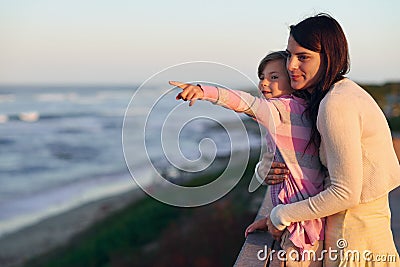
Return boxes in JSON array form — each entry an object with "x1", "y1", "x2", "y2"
[
  {"x1": 244, "y1": 218, "x2": 268, "y2": 238},
  {"x1": 265, "y1": 161, "x2": 290, "y2": 185},
  {"x1": 266, "y1": 216, "x2": 284, "y2": 241},
  {"x1": 169, "y1": 81, "x2": 204, "y2": 106}
]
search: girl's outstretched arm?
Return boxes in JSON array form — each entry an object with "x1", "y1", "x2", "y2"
[
  {"x1": 171, "y1": 80, "x2": 257, "y2": 116},
  {"x1": 170, "y1": 81, "x2": 204, "y2": 107},
  {"x1": 170, "y1": 81, "x2": 280, "y2": 129}
]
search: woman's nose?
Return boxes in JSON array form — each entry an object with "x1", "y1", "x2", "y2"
[{"x1": 287, "y1": 57, "x2": 298, "y2": 71}]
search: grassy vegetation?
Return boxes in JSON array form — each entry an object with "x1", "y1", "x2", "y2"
[
  {"x1": 361, "y1": 82, "x2": 400, "y2": 132},
  {"x1": 25, "y1": 140, "x2": 265, "y2": 267},
  {"x1": 388, "y1": 117, "x2": 400, "y2": 133},
  {"x1": 25, "y1": 195, "x2": 183, "y2": 267},
  {"x1": 361, "y1": 82, "x2": 400, "y2": 104}
]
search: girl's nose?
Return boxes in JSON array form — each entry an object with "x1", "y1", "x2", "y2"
[
  {"x1": 260, "y1": 79, "x2": 269, "y2": 87},
  {"x1": 258, "y1": 79, "x2": 268, "y2": 91}
]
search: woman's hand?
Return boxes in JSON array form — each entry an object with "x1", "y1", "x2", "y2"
[
  {"x1": 266, "y1": 216, "x2": 284, "y2": 241},
  {"x1": 245, "y1": 218, "x2": 268, "y2": 238},
  {"x1": 257, "y1": 154, "x2": 290, "y2": 185},
  {"x1": 170, "y1": 81, "x2": 204, "y2": 106},
  {"x1": 265, "y1": 162, "x2": 290, "y2": 185}
]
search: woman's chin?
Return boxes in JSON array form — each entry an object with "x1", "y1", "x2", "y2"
[{"x1": 291, "y1": 82, "x2": 304, "y2": 90}]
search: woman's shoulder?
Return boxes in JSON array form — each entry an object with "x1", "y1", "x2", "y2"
[
  {"x1": 319, "y1": 78, "x2": 382, "y2": 122},
  {"x1": 328, "y1": 78, "x2": 362, "y2": 96},
  {"x1": 321, "y1": 78, "x2": 372, "y2": 106}
]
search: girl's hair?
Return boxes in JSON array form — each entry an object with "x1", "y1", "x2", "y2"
[
  {"x1": 257, "y1": 51, "x2": 288, "y2": 79},
  {"x1": 290, "y1": 13, "x2": 350, "y2": 147}
]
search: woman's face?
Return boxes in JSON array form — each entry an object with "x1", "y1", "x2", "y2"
[{"x1": 286, "y1": 35, "x2": 324, "y2": 92}]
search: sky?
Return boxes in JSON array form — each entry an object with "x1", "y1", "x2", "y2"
[{"x1": 0, "y1": 0, "x2": 399, "y2": 85}]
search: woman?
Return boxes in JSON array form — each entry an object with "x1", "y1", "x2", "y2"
[{"x1": 255, "y1": 13, "x2": 400, "y2": 266}]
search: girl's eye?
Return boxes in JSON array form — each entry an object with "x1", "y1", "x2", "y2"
[
  {"x1": 259, "y1": 75, "x2": 265, "y2": 80},
  {"x1": 271, "y1": 75, "x2": 278, "y2": 80}
]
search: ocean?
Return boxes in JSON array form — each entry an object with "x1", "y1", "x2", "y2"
[{"x1": 0, "y1": 84, "x2": 262, "y2": 237}]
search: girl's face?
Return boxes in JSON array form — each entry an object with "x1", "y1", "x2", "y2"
[
  {"x1": 258, "y1": 59, "x2": 293, "y2": 99},
  {"x1": 286, "y1": 35, "x2": 324, "y2": 92}
]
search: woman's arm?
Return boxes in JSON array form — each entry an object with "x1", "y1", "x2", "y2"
[{"x1": 269, "y1": 93, "x2": 364, "y2": 230}]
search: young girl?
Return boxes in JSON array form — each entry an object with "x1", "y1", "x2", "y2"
[{"x1": 170, "y1": 51, "x2": 325, "y2": 266}]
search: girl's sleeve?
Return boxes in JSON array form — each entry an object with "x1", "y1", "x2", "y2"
[
  {"x1": 201, "y1": 85, "x2": 281, "y2": 129},
  {"x1": 269, "y1": 93, "x2": 364, "y2": 230}
]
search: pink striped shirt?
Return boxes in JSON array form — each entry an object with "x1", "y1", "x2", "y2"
[{"x1": 201, "y1": 85, "x2": 326, "y2": 251}]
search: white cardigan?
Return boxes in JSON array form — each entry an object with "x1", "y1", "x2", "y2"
[{"x1": 270, "y1": 78, "x2": 400, "y2": 230}]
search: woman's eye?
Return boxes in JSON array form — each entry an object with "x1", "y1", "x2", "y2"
[
  {"x1": 298, "y1": 55, "x2": 308, "y2": 61},
  {"x1": 271, "y1": 75, "x2": 278, "y2": 80},
  {"x1": 259, "y1": 75, "x2": 264, "y2": 80}
]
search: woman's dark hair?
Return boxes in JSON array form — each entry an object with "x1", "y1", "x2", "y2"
[{"x1": 290, "y1": 13, "x2": 350, "y2": 147}]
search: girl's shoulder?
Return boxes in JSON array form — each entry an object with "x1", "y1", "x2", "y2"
[
  {"x1": 269, "y1": 94, "x2": 307, "y2": 105},
  {"x1": 268, "y1": 95, "x2": 308, "y2": 116}
]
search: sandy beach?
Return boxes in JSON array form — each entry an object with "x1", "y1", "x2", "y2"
[{"x1": 0, "y1": 188, "x2": 145, "y2": 267}]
